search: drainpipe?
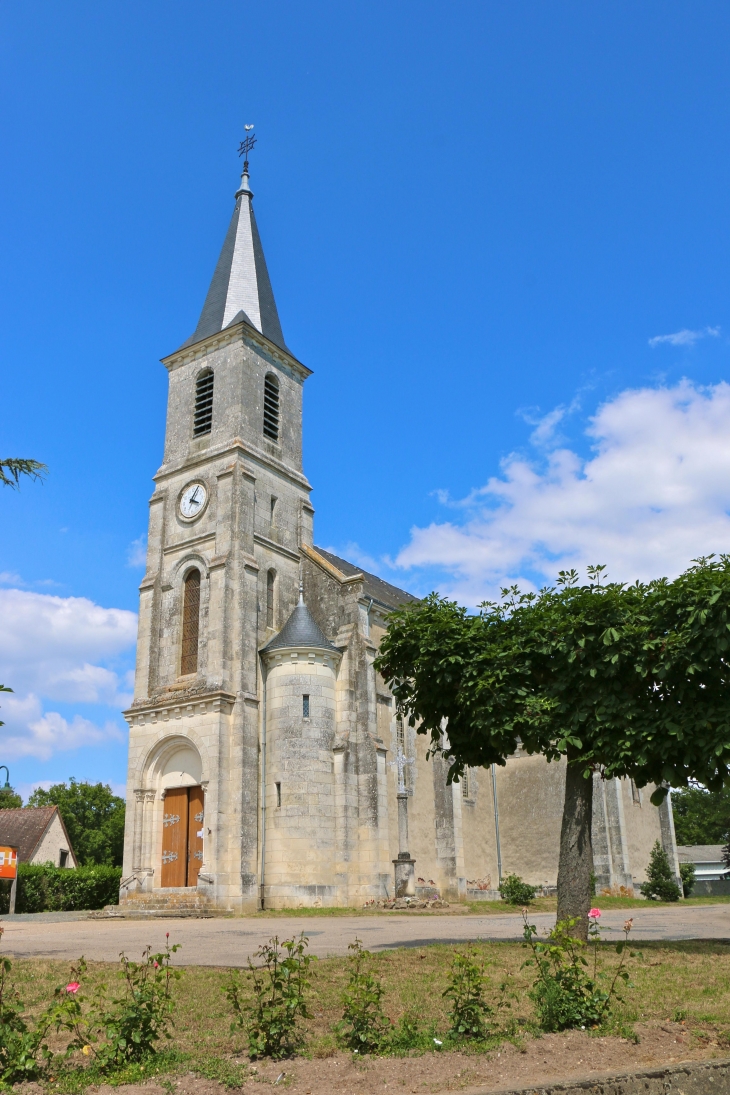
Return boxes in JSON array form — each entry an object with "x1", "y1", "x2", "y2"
[
  {"x1": 259, "y1": 654, "x2": 267, "y2": 911},
  {"x1": 491, "y1": 763, "x2": 502, "y2": 886}
]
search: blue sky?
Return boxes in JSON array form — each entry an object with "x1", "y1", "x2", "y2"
[{"x1": 2, "y1": 1, "x2": 730, "y2": 795}]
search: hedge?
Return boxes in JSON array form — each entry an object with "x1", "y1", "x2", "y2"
[{"x1": 0, "y1": 863, "x2": 121, "y2": 913}]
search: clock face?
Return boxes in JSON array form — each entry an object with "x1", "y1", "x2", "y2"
[{"x1": 179, "y1": 481, "x2": 208, "y2": 520}]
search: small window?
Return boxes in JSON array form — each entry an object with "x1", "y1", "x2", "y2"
[
  {"x1": 59, "y1": 849, "x2": 69, "y2": 868},
  {"x1": 275, "y1": 782, "x2": 281, "y2": 808},
  {"x1": 461, "y1": 769, "x2": 470, "y2": 799},
  {"x1": 302, "y1": 694, "x2": 310, "y2": 718},
  {"x1": 630, "y1": 779, "x2": 642, "y2": 806},
  {"x1": 395, "y1": 717, "x2": 410, "y2": 788},
  {"x1": 396, "y1": 717, "x2": 405, "y2": 752},
  {"x1": 270, "y1": 496, "x2": 277, "y2": 526},
  {"x1": 193, "y1": 369, "x2": 214, "y2": 436},
  {"x1": 181, "y1": 568, "x2": 201, "y2": 674},
  {"x1": 263, "y1": 374, "x2": 280, "y2": 441},
  {"x1": 266, "y1": 569, "x2": 276, "y2": 629}
]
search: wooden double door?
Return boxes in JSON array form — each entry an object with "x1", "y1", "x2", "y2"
[{"x1": 161, "y1": 786, "x2": 204, "y2": 888}]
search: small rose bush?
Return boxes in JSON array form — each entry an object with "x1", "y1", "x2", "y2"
[{"x1": 523, "y1": 908, "x2": 636, "y2": 1032}]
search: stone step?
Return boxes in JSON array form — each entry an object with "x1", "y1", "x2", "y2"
[{"x1": 89, "y1": 905, "x2": 233, "y2": 919}]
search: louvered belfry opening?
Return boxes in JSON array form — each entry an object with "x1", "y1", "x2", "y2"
[
  {"x1": 263, "y1": 373, "x2": 280, "y2": 441},
  {"x1": 193, "y1": 369, "x2": 214, "y2": 436},
  {"x1": 181, "y1": 569, "x2": 201, "y2": 675},
  {"x1": 266, "y1": 569, "x2": 276, "y2": 628}
]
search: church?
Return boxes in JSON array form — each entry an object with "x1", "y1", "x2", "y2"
[{"x1": 120, "y1": 143, "x2": 681, "y2": 913}]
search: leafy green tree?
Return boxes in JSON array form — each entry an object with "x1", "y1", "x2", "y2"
[
  {"x1": 672, "y1": 784, "x2": 730, "y2": 845},
  {"x1": 679, "y1": 862, "x2": 696, "y2": 897},
  {"x1": 27, "y1": 780, "x2": 125, "y2": 867},
  {"x1": 0, "y1": 459, "x2": 46, "y2": 489},
  {"x1": 0, "y1": 786, "x2": 23, "y2": 810},
  {"x1": 375, "y1": 557, "x2": 730, "y2": 938}
]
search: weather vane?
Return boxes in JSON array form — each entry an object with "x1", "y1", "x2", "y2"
[{"x1": 238, "y1": 124, "x2": 257, "y2": 171}]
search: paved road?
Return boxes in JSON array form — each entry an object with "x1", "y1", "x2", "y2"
[{"x1": 1, "y1": 904, "x2": 728, "y2": 966}]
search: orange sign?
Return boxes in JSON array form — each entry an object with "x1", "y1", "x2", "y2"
[{"x1": 0, "y1": 847, "x2": 18, "y2": 879}]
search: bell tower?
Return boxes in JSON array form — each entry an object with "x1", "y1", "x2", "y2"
[{"x1": 121, "y1": 134, "x2": 314, "y2": 913}]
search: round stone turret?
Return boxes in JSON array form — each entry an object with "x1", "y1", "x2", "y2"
[{"x1": 261, "y1": 592, "x2": 341, "y2": 908}]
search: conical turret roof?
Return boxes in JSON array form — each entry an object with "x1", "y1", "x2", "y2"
[
  {"x1": 180, "y1": 162, "x2": 288, "y2": 353},
  {"x1": 263, "y1": 592, "x2": 337, "y2": 654}
]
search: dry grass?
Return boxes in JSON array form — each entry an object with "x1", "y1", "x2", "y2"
[{"x1": 10, "y1": 936, "x2": 730, "y2": 1069}]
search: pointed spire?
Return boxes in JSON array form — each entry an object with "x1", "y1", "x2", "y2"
[{"x1": 181, "y1": 128, "x2": 288, "y2": 353}]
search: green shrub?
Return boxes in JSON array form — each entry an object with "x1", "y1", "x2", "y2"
[
  {"x1": 336, "y1": 938, "x2": 391, "y2": 1054},
  {"x1": 442, "y1": 950, "x2": 492, "y2": 1040},
  {"x1": 499, "y1": 873, "x2": 538, "y2": 905},
  {"x1": 65, "y1": 938, "x2": 182, "y2": 1068},
  {"x1": 0, "y1": 929, "x2": 81, "y2": 1085},
  {"x1": 225, "y1": 934, "x2": 314, "y2": 1060},
  {"x1": 640, "y1": 841, "x2": 681, "y2": 902},
  {"x1": 679, "y1": 862, "x2": 696, "y2": 898},
  {"x1": 522, "y1": 912, "x2": 635, "y2": 1032},
  {"x1": 0, "y1": 863, "x2": 121, "y2": 913}
]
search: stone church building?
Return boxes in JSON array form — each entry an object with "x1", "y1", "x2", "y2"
[{"x1": 121, "y1": 150, "x2": 681, "y2": 912}]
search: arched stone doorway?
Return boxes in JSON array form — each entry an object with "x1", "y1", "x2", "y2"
[{"x1": 157, "y1": 742, "x2": 205, "y2": 888}]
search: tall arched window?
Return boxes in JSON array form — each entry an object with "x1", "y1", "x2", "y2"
[
  {"x1": 266, "y1": 569, "x2": 276, "y2": 628},
  {"x1": 263, "y1": 374, "x2": 280, "y2": 441},
  {"x1": 181, "y1": 569, "x2": 201, "y2": 674},
  {"x1": 193, "y1": 369, "x2": 214, "y2": 436}
]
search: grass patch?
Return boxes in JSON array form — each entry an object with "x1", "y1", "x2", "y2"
[
  {"x1": 253, "y1": 895, "x2": 730, "y2": 916},
  {"x1": 463, "y1": 894, "x2": 730, "y2": 915},
  {"x1": 8, "y1": 937, "x2": 730, "y2": 1090}
]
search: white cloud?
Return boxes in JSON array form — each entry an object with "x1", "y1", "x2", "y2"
[
  {"x1": 0, "y1": 572, "x2": 24, "y2": 587},
  {"x1": 0, "y1": 589, "x2": 136, "y2": 704},
  {"x1": 394, "y1": 380, "x2": 730, "y2": 606},
  {"x1": 127, "y1": 535, "x2": 147, "y2": 568},
  {"x1": 520, "y1": 395, "x2": 582, "y2": 449},
  {"x1": 648, "y1": 326, "x2": 720, "y2": 348},
  {"x1": 323, "y1": 541, "x2": 382, "y2": 574},
  {"x1": 0, "y1": 588, "x2": 136, "y2": 761},
  {"x1": 0, "y1": 693, "x2": 125, "y2": 761}
]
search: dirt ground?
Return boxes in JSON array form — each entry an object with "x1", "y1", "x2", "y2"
[{"x1": 71, "y1": 1022, "x2": 727, "y2": 1095}]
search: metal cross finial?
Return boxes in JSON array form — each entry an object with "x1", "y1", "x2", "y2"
[
  {"x1": 238, "y1": 125, "x2": 257, "y2": 171},
  {"x1": 389, "y1": 744, "x2": 414, "y2": 795}
]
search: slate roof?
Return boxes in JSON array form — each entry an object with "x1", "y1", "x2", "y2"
[
  {"x1": 263, "y1": 596, "x2": 339, "y2": 653},
  {"x1": 0, "y1": 806, "x2": 75, "y2": 863},
  {"x1": 180, "y1": 168, "x2": 288, "y2": 354},
  {"x1": 677, "y1": 844, "x2": 726, "y2": 863},
  {"x1": 313, "y1": 547, "x2": 420, "y2": 610}
]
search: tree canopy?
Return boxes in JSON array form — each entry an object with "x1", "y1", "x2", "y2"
[
  {"x1": 377, "y1": 558, "x2": 730, "y2": 794},
  {"x1": 375, "y1": 557, "x2": 730, "y2": 933},
  {"x1": 672, "y1": 784, "x2": 730, "y2": 846},
  {"x1": 28, "y1": 779, "x2": 125, "y2": 867}
]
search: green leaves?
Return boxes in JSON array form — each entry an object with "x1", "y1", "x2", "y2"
[
  {"x1": 227, "y1": 935, "x2": 314, "y2": 1060},
  {"x1": 27, "y1": 780, "x2": 126, "y2": 868},
  {"x1": 442, "y1": 951, "x2": 492, "y2": 1040},
  {"x1": 336, "y1": 938, "x2": 391, "y2": 1054},
  {"x1": 375, "y1": 557, "x2": 730, "y2": 796}
]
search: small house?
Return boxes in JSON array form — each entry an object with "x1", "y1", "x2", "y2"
[
  {"x1": 0, "y1": 807, "x2": 77, "y2": 868},
  {"x1": 677, "y1": 844, "x2": 730, "y2": 896}
]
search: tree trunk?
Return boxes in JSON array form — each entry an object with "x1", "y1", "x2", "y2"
[{"x1": 556, "y1": 751, "x2": 594, "y2": 942}]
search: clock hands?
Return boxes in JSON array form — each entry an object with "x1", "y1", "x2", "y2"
[{"x1": 189, "y1": 487, "x2": 201, "y2": 508}]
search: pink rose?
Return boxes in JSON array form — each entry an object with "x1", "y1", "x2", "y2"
[
  {"x1": 65, "y1": 982, "x2": 80, "y2": 994},
  {"x1": 153, "y1": 961, "x2": 159, "y2": 968},
  {"x1": 588, "y1": 908, "x2": 602, "y2": 919}
]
